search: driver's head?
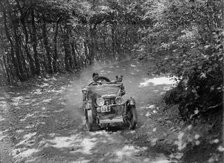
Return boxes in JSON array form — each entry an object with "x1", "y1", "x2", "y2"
[{"x1": 92, "y1": 72, "x2": 99, "y2": 82}]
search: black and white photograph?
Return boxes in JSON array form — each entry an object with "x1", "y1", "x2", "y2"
[{"x1": 0, "y1": 0, "x2": 223, "y2": 162}]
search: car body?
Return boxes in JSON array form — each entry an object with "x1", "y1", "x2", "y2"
[{"x1": 81, "y1": 76, "x2": 137, "y2": 131}]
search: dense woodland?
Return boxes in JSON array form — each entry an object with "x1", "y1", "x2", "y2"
[
  {"x1": 0, "y1": 0, "x2": 144, "y2": 83},
  {"x1": 0, "y1": 0, "x2": 223, "y2": 122}
]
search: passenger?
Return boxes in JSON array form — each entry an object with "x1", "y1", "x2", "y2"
[{"x1": 115, "y1": 75, "x2": 123, "y2": 82}]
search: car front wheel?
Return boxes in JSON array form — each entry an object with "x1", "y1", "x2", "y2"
[{"x1": 85, "y1": 109, "x2": 93, "y2": 131}]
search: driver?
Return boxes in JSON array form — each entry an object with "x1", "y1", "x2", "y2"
[
  {"x1": 89, "y1": 73, "x2": 100, "y2": 85},
  {"x1": 92, "y1": 72, "x2": 99, "y2": 82}
]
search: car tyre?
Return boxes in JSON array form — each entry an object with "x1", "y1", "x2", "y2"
[
  {"x1": 85, "y1": 109, "x2": 93, "y2": 131},
  {"x1": 127, "y1": 105, "x2": 137, "y2": 130}
]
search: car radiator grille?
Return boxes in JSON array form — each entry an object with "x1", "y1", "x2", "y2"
[
  {"x1": 104, "y1": 98, "x2": 115, "y2": 105},
  {"x1": 110, "y1": 105, "x2": 124, "y2": 115}
]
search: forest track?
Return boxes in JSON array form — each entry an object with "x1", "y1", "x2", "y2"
[{"x1": 0, "y1": 60, "x2": 181, "y2": 163}]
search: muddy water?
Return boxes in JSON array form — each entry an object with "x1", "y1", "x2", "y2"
[{"x1": 0, "y1": 59, "x2": 178, "y2": 163}]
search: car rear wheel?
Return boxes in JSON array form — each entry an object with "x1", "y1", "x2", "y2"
[{"x1": 127, "y1": 106, "x2": 137, "y2": 129}]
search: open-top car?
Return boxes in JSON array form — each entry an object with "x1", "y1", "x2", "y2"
[{"x1": 81, "y1": 75, "x2": 137, "y2": 131}]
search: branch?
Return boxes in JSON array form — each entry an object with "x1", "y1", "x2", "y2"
[{"x1": 208, "y1": 103, "x2": 222, "y2": 110}]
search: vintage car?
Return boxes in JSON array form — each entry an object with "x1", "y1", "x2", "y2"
[{"x1": 81, "y1": 75, "x2": 137, "y2": 131}]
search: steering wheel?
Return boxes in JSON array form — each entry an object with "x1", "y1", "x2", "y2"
[{"x1": 88, "y1": 76, "x2": 111, "y2": 86}]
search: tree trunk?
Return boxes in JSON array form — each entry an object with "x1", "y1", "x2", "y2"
[
  {"x1": 3, "y1": 55, "x2": 11, "y2": 84},
  {"x1": 21, "y1": 18, "x2": 36, "y2": 76},
  {"x1": 31, "y1": 9, "x2": 41, "y2": 76},
  {"x1": 71, "y1": 41, "x2": 77, "y2": 69},
  {"x1": 87, "y1": 26, "x2": 96, "y2": 64},
  {"x1": 111, "y1": 23, "x2": 116, "y2": 58},
  {"x1": 73, "y1": 42, "x2": 82, "y2": 68},
  {"x1": 63, "y1": 26, "x2": 72, "y2": 71},
  {"x1": 53, "y1": 20, "x2": 59, "y2": 73},
  {"x1": 84, "y1": 41, "x2": 89, "y2": 65},
  {"x1": 16, "y1": 0, "x2": 36, "y2": 76},
  {"x1": 42, "y1": 15, "x2": 52, "y2": 74},
  {"x1": 5, "y1": 0, "x2": 26, "y2": 81},
  {"x1": 13, "y1": 25, "x2": 26, "y2": 80},
  {"x1": 2, "y1": 8, "x2": 23, "y2": 81},
  {"x1": 0, "y1": 55, "x2": 6, "y2": 85},
  {"x1": 221, "y1": 0, "x2": 224, "y2": 161}
]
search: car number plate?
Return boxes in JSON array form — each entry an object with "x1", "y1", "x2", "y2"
[{"x1": 101, "y1": 106, "x2": 111, "y2": 112}]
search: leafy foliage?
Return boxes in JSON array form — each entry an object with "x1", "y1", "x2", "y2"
[
  {"x1": 0, "y1": 0, "x2": 141, "y2": 84},
  {"x1": 137, "y1": 0, "x2": 223, "y2": 121},
  {"x1": 0, "y1": 0, "x2": 223, "y2": 123}
]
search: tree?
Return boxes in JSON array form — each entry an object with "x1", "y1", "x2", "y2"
[
  {"x1": 139, "y1": 0, "x2": 223, "y2": 122},
  {"x1": 0, "y1": 0, "x2": 143, "y2": 83}
]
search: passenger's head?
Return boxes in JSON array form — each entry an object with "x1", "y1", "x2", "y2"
[{"x1": 92, "y1": 73, "x2": 99, "y2": 81}]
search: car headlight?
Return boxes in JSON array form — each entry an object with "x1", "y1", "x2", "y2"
[
  {"x1": 96, "y1": 97, "x2": 104, "y2": 106},
  {"x1": 115, "y1": 96, "x2": 124, "y2": 105},
  {"x1": 97, "y1": 107, "x2": 101, "y2": 112}
]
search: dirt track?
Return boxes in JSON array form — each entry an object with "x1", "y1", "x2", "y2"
[{"x1": 0, "y1": 60, "x2": 188, "y2": 163}]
